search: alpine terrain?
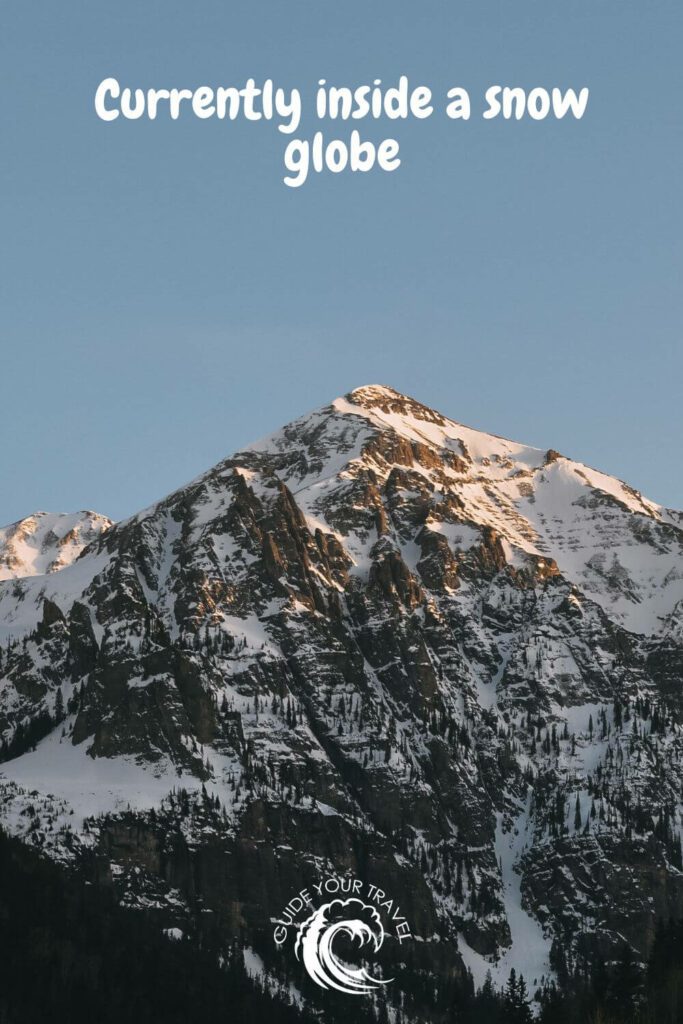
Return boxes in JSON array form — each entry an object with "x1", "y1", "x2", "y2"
[{"x1": 2, "y1": 385, "x2": 683, "y2": 1022}]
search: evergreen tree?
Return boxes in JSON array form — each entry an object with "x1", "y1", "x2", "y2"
[
  {"x1": 54, "y1": 686, "x2": 65, "y2": 723},
  {"x1": 503, "y1": 969, "x2": 533, "y2": 1024}
]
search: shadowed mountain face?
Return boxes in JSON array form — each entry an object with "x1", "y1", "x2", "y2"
[{"x1": 1, "y1": 385, "x2": 683, "y2": 1016}]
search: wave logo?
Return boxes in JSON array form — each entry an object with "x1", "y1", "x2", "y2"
[
  {"x1": 294, "y1": 897, "x2": 392, "y2": 994},
  {"x1": 274, "y1": 876, "x2": 412, "y2": 997}
]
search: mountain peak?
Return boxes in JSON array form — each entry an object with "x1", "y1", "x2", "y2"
[
  {"x1": 1, "y1": 386, "x2": 683, "y2": 1012},
  {"x1": 344, "y1": 383, "x2": 452, "y2": 426},
  {"x1": 336, "y1": 384, "x2": 543, "y2": 462},
  {"x1": 0, "y1": 509, "x2": 113, "y2": 581}
]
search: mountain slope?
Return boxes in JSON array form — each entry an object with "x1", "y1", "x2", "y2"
[{"x1": 1, "y1": 385, "x2": 682, "y2": 1018}]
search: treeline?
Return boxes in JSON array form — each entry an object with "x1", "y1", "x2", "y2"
[
  {"x1": 0, "y1": 824, "x2": 516, "y2": 1024},
  {"x1": 3, "y1": 816, "x2": 683, "y2": 1023},
  {"x1": 0, "y1": 828, "x2": 303, "y2": 1024},
  {"x1": 537, "y1": 924, "x2": 683, "y2": 1024},
  {"x1": 449, "y1": 927, "x2": 683, "y2": 1024}
]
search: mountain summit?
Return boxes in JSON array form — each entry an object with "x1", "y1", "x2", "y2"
[
  {"x1": 0, "y1": 510, "x2": 112, "y2": 581},
  {"x1": 1, "y1": 386, "x2": 682, "y2": 1018}
]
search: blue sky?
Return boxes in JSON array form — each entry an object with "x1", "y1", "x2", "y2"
[{"x1": 1, "y1": 0, "x2": 681, "y2": 524}]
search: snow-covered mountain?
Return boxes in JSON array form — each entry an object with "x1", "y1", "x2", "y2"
[
  {"x1": 1, "y1": 385, "x2": 682, "y2": 1017},
  {"x1": 0, "y1": 510, "x2": 112, "y2": 581}
]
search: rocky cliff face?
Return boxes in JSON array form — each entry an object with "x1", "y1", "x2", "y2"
[{"x1": 1, "y1": 385, "x2": 682, "y2": 1016}]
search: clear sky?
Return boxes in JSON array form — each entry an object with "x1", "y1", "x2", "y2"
[{"x1": 1, "y1": 0, "x2": 681, "y2": 525}]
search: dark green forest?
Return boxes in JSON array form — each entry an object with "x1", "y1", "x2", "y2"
[
  {"x1": 1, "y1": 826, "x2": 682, "y2": 1024},
  {"x1": 0, "y1": 829, "x2": 302, "y2": 1024}
]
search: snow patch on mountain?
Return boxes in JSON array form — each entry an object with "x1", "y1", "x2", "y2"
[{"x1": 458, "y1": 806, "x2": 552, "y2": 995}]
